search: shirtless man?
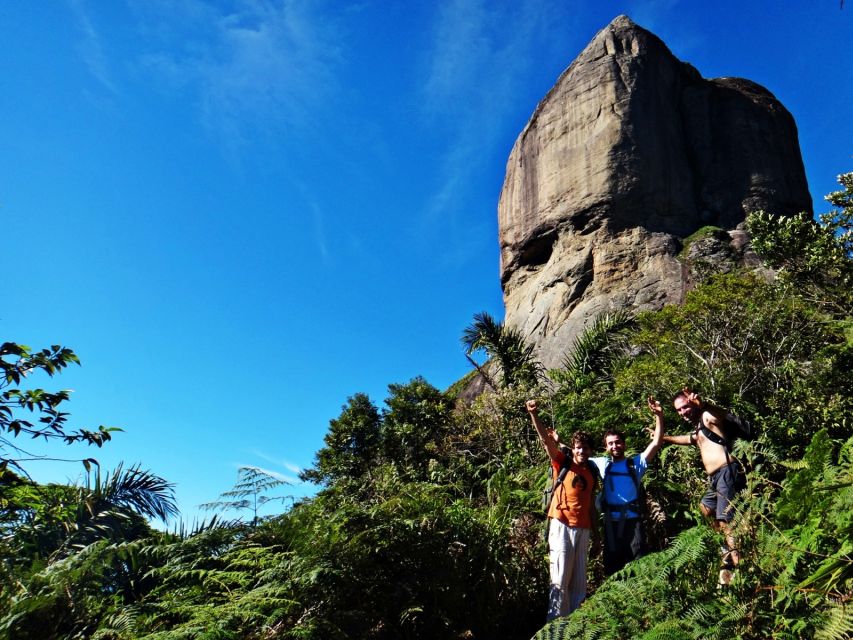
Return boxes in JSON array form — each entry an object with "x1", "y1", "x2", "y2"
[{"x1": 663, "y1": 388, "x2": 746, "y2": 584}]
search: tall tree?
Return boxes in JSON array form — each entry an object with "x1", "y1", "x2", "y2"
[
  {"x1": 300, "y1": 393, "x2": 382, "y2": 486},
  {"x1": 746, "y1": 171, "x2": 853, "y2": 317},
  {"x1": 381, "y1": 377, "x2": 453, "y2": 477}
]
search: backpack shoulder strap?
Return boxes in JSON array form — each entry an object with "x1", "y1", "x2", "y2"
[
  {"x1": 549, "y1": 454, "x2": 572, "y2": 490},
  {"x1": 556, "y1": 457, "x2": 571, "y2": 481},
  {"x1": 586, "y1": 459, "x2": 601, "y2": 484},
  {"x1": 625, "y1": 456, "x2": 641, "y2": 492},
  {"x1": 699, "y1": 423, "x2": 730, "y2": 449}
]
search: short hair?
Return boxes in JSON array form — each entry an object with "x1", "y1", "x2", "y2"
[
  {"x1": 570, "y1": 431, "x2": 593, "y2": 448},
  {"x1": 673, "y1": 390, "x2": 690, "y2": 403},
  {"x1": 603, "y1": 429, "x2": 625, "y2": 444}
]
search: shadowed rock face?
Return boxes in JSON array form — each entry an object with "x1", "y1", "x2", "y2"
[{"x1": 499, "y1": 15, "x2": 810, "y2": 369}]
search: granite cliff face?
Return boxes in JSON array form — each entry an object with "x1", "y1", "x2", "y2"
[{"x1": 499, "y1": 15, "x2": 811, "y2": 369}]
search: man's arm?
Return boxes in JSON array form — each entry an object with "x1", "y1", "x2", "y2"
[
  {"x1": 663, "y1": 433, "x2": 695, "y2": 446},
  {"x1": 526, "y1": 400, "x2": 562, "y2": 462},
  {"x1": 642, "y1": 396, "x2": 665, "y2": 461}
]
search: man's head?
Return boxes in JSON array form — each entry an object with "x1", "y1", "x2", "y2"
[
  {"x1": 673, "y1": 391, "x2": 701, "y2": 424},
  {"x1": 570, "y1": 431, "x2": 593, "y2": 464},
  {"x1": 603, "y1": 429, "x2": 626, "y2": 461}
]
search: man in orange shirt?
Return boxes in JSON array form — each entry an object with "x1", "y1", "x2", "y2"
[{"x1": 527, "y1": 399, "x2": 598, "y2": 620}]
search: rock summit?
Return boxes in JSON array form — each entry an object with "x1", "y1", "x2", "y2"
[{"x1": 499, "y1": 15, "x2": 811, "y2": 368}]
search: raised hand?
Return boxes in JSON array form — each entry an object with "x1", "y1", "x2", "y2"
[
  {"x1": 682, "y1": 387, "x2": 700, "y2": 405},
  {"x1": 647, "y1": 395, "x2": 663, "y2": 416}
]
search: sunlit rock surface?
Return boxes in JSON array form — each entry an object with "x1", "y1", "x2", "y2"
[{"x1": 498, "y1": 15, "x2": 810, "y2": 368}]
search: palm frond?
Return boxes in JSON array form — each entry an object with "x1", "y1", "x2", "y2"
[
  {"x1": 561, "y1": 309, "x2": 634, "y2": 384},
  {"x1": 94, "y1": 463, "x2": 179, "y2": 522},
  {"x1": 461, "y1": 311, "x2": 542, "y2": 388},
  {"x1": 461, "y1": 311, "x2": 504, "y2": 355}
]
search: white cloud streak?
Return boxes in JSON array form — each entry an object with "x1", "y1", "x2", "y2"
[
  {"x1": 134, "y1": 0, "x2": 343, "y2": 146},
  {"x1": 239, "y1": 464, "x2": 301, "y2": 485},
  {"x1": 417, "y1": 0, "x2": 561, "y2": 248},
  {"x1": 250, "y1": 449, "x2": 305, "y2": 477},
  {"x1": 67, "y1": 0, "x2": 118, "y2": 94},
  {"x1": 422, "y1": 0, "x2": 560, "y2": 123}
]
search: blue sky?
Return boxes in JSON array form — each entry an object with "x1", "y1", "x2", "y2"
[{"x1": 2, "y1": 0, "x2": 850, "y2": 523}]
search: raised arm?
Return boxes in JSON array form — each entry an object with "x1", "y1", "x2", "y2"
[
  {"x1": 642, "y1": 395, "x2": 665, "y2": 461},
  {"x1": 526, "y1": 400, "x2": 562, "y2": 462}
]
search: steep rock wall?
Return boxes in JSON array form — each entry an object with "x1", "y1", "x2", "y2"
[{"x1": 499, "y1": 15, "x2": 811, "y2": 369}]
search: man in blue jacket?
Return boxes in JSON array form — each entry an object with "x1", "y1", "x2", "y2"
[{"x1": 590, "y1": 396, "x2": 665, "y2": 575}]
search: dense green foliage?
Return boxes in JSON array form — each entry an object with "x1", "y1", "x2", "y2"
[
  {"x1": 746, "y1": 172, "x2": 852, "y2": 317},
  {"x1": 1, "y1": 174, "x2": 851, "y2": 638}
]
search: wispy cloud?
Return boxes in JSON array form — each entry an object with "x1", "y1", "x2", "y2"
[
  {"x1": 417, "y1": 0, "x2": 560, "y2": 255},
  {"x1": 289, "y1": 180, "x2": 330, "y2": 264},
  {"x1": 67, "y1": 0, "x2": 117, "y2": 94},
  {"x1": 311, "y1": 201, "x2": 329, "y2": 263},
  {"x1": 250, "y1": 449, "x2": 304, "y2": 478},
  {"x1": 238, "y1": 464, "x2": 301, "y2": 485},
  {"x1": 134, "y1": 0, "x2": 343, "y2": 146},
  {"x1": 421, "y1": 0, "x2": 490, "y2": 115},
  {"x1": 422, "y1": 0, "x2": 559, "y2": 123}
]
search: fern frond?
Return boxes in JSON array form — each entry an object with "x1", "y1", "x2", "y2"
[
  {"x1": 778, "y1": 459, "x2": 810, "y2": 470},
  {"x1": 815, "y1": 603, "x2": 853, "y2": 640}
]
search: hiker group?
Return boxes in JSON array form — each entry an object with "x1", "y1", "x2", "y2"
[{"x1": 526, "y1": 388, "x2": 748, "y2": 621}]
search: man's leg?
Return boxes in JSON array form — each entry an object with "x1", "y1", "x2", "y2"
[
  {"x1": 602, "y1": 518, "x2": 621, "y2": 576},
  {"x1": 565, "y1": 527, "x2": 590, "y2": 614},
  {"x1": 700, "y1": 481, "x2": 734, "y2": 584},
  {"x1": 702, "y1": 464, "x2": 747, "y2": 585},
  {"x1": 547, "y1": 519, "x2": 574, "y2": 620},
  {"x1": 716, "y1": 521, "x2": 737, "y2": 586},
  {"x1": 603, "y1": 519, "x2": 640, "y2": 575},
  {"x1": 714, "y1": 465, "x2": 745, "y2": 572},
  {"x1": 626, "y1": 518, "x2": 644, "y2": 562},
  {"x1": 699, "y1": 493, "x2": 716, "y2": 521}
]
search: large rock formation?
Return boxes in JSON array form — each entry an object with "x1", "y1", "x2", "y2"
[{"x1": 499, "y1": 15, "x2": 811, "y2": 369}]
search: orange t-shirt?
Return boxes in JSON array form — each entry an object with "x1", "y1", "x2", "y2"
[{"x1": 548, "y1": 451, "x2": 595, "y2": 529}]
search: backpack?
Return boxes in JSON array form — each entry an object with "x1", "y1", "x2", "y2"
[
  {"x1": 600, "y1": 456, "x2": 643, "y2": 515},
  {"x1": 699, "y1": 411, "x2": 754, "y2": 450},
  {"x1": 599, "y1": 456, "x2": 649, "y2": 552},
  {"x1": 542, "y1": 455, "x2": 601, "y2": 515},
  {"x1": 724, "y1": 412, "x2": 754, "y2": 441}
]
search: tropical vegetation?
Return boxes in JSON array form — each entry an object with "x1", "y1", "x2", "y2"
[{"x1": 1, "y1": 173, "x2": 851, "y2": 639}]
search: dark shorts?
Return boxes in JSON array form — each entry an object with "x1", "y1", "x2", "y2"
[{"x1": 702, "y1": 462, "x2": 746, "y2": 522}]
